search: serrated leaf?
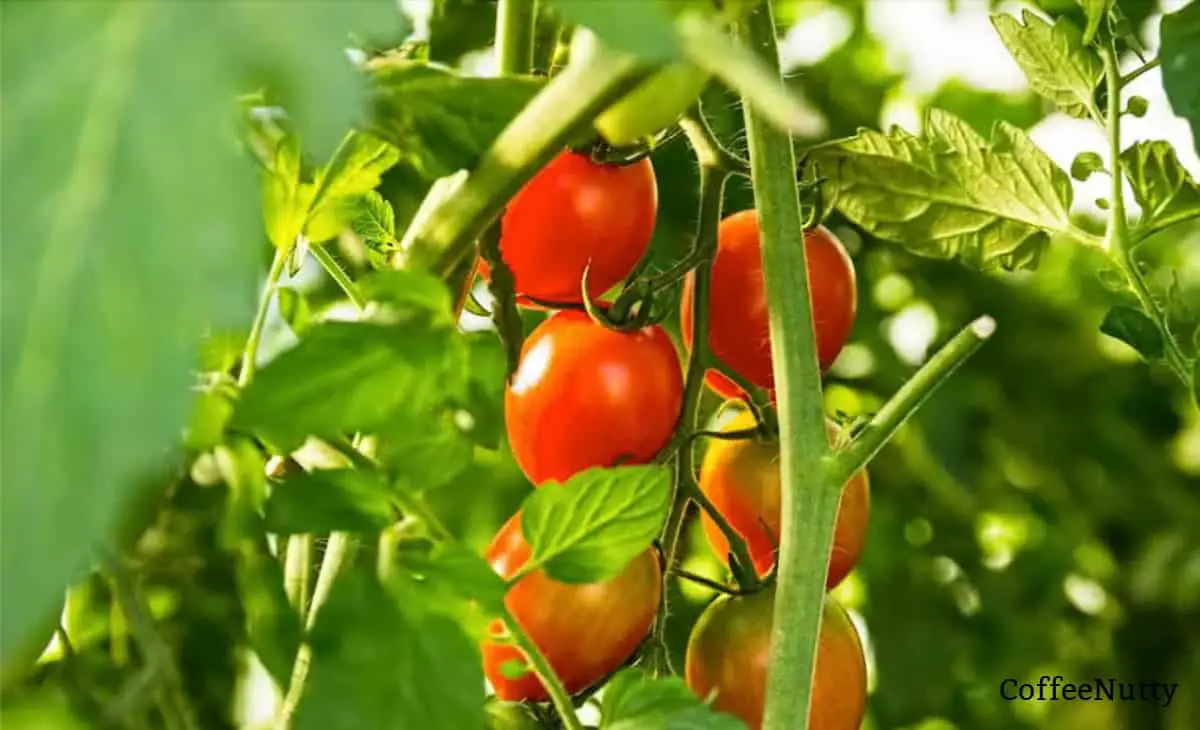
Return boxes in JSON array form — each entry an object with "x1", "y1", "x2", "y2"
[
  {"x1": 1161, "y1": 2, "x2": 1200, "y2": 150},
  {"x1": 231, "y1": 321, "x2": 465, "y2": 451},
  {"x1": 277, "y1": 287, "x2": 312, "y2": 336},
  {"x1": 521, "y1": 465, "x2": 671, "y2": 583},
  {"x1": 991, "y1": 10, "x2": 1102, "y2": 119},
  {"x1": 305, "y1": 132, "x2": 402, "y2": 243},
  {"x1": 366, "y1": 61, "x2": 545, "y2": 176},
  {"x1": 349, "y1": 191, "x2": 399, "y2": 248},
  {"x1": 295, "y1": 569, "x2": 485, "y2": 730},
  {"x1": 601, "y1": 668, "x2": 745, "y2": 729},
  {"x1": 1120, "y1": 141, "x2": 1200, "y2": 235},
  {"x1": 1101, "y1": 306, "x2": 1165, "y2": 361},
  {"x1": 264, "y1": 469, "x2": 395, "y2": 534},
  {"x1": 1077, "y1": 0, "x2": 1112, "y2": 46},
  {"x1": 548, "y1": 0, "x2": 682, "y2": 60},
  {"x1": 811, "y1": 108, "x2": 1074, "y2": 270}
]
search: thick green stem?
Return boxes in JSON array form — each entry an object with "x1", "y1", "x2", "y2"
[
  {"x1": 390, "y1": 57, "x2": 649, "y2": 278},
  {"x1": 283, "y1": 534, "x2": 312, "y2": 616},
  {"x1": 826, "y1": 317, "x2": 996, "y2": 489},
  {"x1": 238, "y1": 247, "x2": 289, "y2": 387},
  {"x1": 496, "y1": 0, "x2": 538, "y2": 74},
  {"x1": 500, "y1": 608, "x2": 583, "y2": 730},
  {"x1": 738, "y1": 6, "x2": 833, "y2": 730},
  {"x1": 310, "y1": 241, "x2": 365, "y2": 310}
]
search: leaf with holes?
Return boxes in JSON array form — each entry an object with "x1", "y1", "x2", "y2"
[
  {"x1": 520, "y1": 465, "x2": 671, "y2": 583},
  {"x1": 810, "y1": 108, "x2": 1074, "y2": 270},
  {"x1": 991, "y1": 10, "x2": 1102, "y2": 119}
]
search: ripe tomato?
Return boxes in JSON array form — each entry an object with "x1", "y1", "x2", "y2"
[
  {"x1": 479, "y1": 151, "x2": 657, "y2": 305},
  {"x1": 698, "y1": 408, "x2": 869, "y2": 589},
  {"x1": 685, "y1": 588, "x2": 866, "y2": 730},
  {"x1": 505, "y1": 310, "x2": 684, "y2": 485},
  {"x1": 570, "y1": 28, "x2": 710, "y2": 146},
  {"x1": 680, "y1": 210, "x2": 857, "y2": 399},
  {"x1": 481, "y1": 512, "x2": 662, "y2": 701}
]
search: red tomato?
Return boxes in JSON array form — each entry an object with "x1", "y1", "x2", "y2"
[
  {"x1": 479, "y1": 151, "x2": 657, "y2": 305},
  {"x1": 481, "y1": 512, "x2": 662, "y2": 701},
  {"x1": 505, "y1": 310, "x2": 684, "y2": 485},
  {"x1": 698, "y1": 408, "x2": 869, "y2": 589},
  {"x1": 680, "y1": 210, "x2": 857, "y2": 399},
  {"x1": 685, "y1": 588, "x2": 866, "y2": 730}
]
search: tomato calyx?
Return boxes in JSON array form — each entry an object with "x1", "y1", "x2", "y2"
[{"x1": 577, "y1": 263, "x2": 667, "y2": 333}]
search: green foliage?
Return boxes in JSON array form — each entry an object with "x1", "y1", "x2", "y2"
[
  {"x1": 522, "y1": 466, "x2": 672, "y2": 583},
  {"x1": 601, "y1": 668, "x2": 745, "y2": 728},
  {"x1": 810, "y1": 109, "x2": 1075, "y2": 270},
  {"x1": 991, "y1": 10, "x2": 1102, "y2": 119},
  {"x1": 264, "y1": 469, "x2": 396, "y2": 534},
  {"x1": 1100, "y1": 305, "x2": 1165, "y2": 360},
  {"x1": 547, "y1": 0, "x2": 682, "y2": 60},
  {"x1": 1119, "y1": 141, "x2": 1200, "y2": 233},
  {"x1": 1161, "y1": 1, "x2": 1200, "y2": 151},
  {"x1": 1076, "y1": 0, "x2": 1113, "y2": 45}
]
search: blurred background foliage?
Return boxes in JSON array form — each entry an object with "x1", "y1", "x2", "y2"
[{"x1": 4, "y1": 1, "x2": 1198, "y2": 729}]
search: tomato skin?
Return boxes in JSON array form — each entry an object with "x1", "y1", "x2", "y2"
[
  {"x1": 481, "y1": 512, "x2": 662, "y2": 702},
  {"x1": 680, "y1": 210, "x2": 857, "y2": 398},
  {"x1": 479, "y1": 152, "x2": 657, "y2": 304},
  {"x1": 685, "y1": 588, "x2": 866, "y2": 730},
  {"x1": 505, "y1": 310, "x2": 684, "y2": 485},
  {"x1": 698, "y1": 408, "x2": 869, "y2": 588}
]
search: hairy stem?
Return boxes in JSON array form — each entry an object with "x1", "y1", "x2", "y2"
[
  {"x1": 738, "y1": 5, "x2": 833, "y2": 730},
  {"x1": 238, "y1": 247, "x2": 289, "y2": 387}
]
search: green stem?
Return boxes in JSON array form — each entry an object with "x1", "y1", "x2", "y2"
[
  {"x1": 496, "y1": 0, "x2": 538, "y2": 75},
  {"x1": 738, "y1": 6, "x2": 833, "y2": 730},
  {"x1": 500, "y1": 607, "x2": 583, "y2": 730},
  {"x1": 238, "y1": 247, "x2": 289, "y2": 387},
  {"x1": 1099, "y1": 42, "x2": 1193, "y2": 390},
  {"x1": 310, "y1": 241, "x2": 365, "y2": 310},
  {"x1": 275, "y1": 532, "x2": 360, "y2": 730},
  {"x1": 826, "y1": 317, "x2": 996, "y2": 489},
  {"x1": 1119, "y1": 57, "x2": 1160, "y2": 87},
  {"x1": 283, "y1": 534, "x2": 312, "y2": 617},
  {"x1": 390, "y1": 55, "x2": 649, "y2": 278}
]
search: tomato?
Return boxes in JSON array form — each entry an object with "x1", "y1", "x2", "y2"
[
  {"x1": 571, "y1": 28, "x2": 710, "y2": 146},
  {"x1": 481, "y1": 512, "x2": 662, "y2": 702},
  {"x1": 685, "y1": 587, "x2": 866, "y2": 730},
  {"x1": 680, "y1": 210, "x2": 857, "y2": 400},
  {"x1": 698, "y1": 408, "x2": 869, "y2": 588},
  {"x1": 479, "y1": 151, "x2": 657, "y2": 305},
  {"x1": 505, "y1": 310, "x2": 684, "y2": 485}
]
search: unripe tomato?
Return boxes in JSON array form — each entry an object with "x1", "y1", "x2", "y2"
[
  {"x1": 680, "y1": 210, "x2": 857, "y2": 400},
  {"x1": 570, "y1": 28, "x2": 710, "y2": 146},
  {"x1": 481, "y1": 512, "x2": 662, "y2": 701},
  {"x1": 698, "y1": 408, "x2": 869, "y2": 588},
  {"x1": 685, "y1": 588, "x2": 866, "y2": 730},
  {"x1": 479, "y1": 151, "x2": 657, "y2": 305},
  {"x1": 505, "y1": 310, "x2": 684, "y2": 485}
]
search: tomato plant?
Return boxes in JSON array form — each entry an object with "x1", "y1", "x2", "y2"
[
  {"x1": 477, "y1": 151, "x2": 657, "y2": 305},
  {"x1": 505, "y1": 309, "x2": 684, "y2": 485},
  {"x1": 480, "y1": 512, "x2": 661, "y2": 702},
  {"x1": 680, "y1": 210, "x2": 857, "y2": 399},
  {"x1": 698, "y1": 408, "x2": 870, "y2": 587},
  {"x1": 685, "y1": 588, "x2": 867, "y2": 730}
]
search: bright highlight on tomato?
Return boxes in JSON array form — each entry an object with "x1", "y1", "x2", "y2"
[
  {"x1": 680, "y1": 209, "x2": 857, "y2": 400},
  {"x1": 685, "y1": 587, "x2": 867, "y2": 730},
  {"x1": 479, "y1": 151, "x2": 657, "y2": 305},
  {"x1": 481, "y1": 512, "x2": 662, "y2": 702},
  {"x1": 698, "y1": 408, "x2": 870, "y2": 588},
  {"x1": 504, "y1": 310, "x2": 684, "y2": 485}
]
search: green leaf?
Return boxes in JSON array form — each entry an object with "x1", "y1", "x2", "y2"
[
  {"x1": 401, "y1": 544, "x2": 508, "y2": 617},
  {"x1": 601, "y1": 668, "x2": 745, "y2": 729},
  {"x1": 305, "y1": 132, "x2": 402, "y2": 243},
  {"x1": 235, "y1": 538, "x2": 304, "y2": 688},
  {"x1": 367, "y1": 60, "x2": 545, "y2": 176},
  {"x1": 1076, "y1": 0, "x2": 1112, "y2": 45},
  {"x1": 548, "y1": 0, "x2": 682, "y2": 61},
  {"x1": 231, "y1": 321, "x2": 465, "y2": 451},
  {"x1": 277, "y1": 287, "x2": 313, "y2": 336},
  {"x1": 1071, "y1": 151, "x2": 1106, "y2": 181},
  {"x1": 1120, "y1": 141, "x2": 1200, "y2": 234},
  {"x1": 185, "y1": 386, "x2": 236, "y2": 452},
  {"x1": 1100, "y1": 305, "x2": 1165, "y2": 361},
  {"x1": 359, "y1": 269, "x2": 454, "y2": 319},
  {"x1": 264, "y1": 469, "x2": 396, "y2": 534},
  {"x1": 1161, "y1": 2, "x2": 1200, "y2": 151},
  {"x1": 377, "y1": 415, "x2": 474, "y2": 493},
  {"x1": 521, "y1": 465, "x2": 672, "y2": 583},
  {"x1": 991, "y1": 10, "x2": 1102, "y2": 119},
  {"x1": 811, "y1": 108, "x2": 1074, "y2": 271},
  {"x1": 349, "y1": 190, "x2": 400, "y2": 249},
  {"x1": 295, "y1": 569, "x2": 485, "y2": 730},
  {"x1": 263, "y1": 136, "x2": 310, "y2": 250}
]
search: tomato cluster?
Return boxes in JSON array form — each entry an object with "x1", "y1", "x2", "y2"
[{"x1": 481, "y1": 148, "x2": 868, "y2": 729}]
